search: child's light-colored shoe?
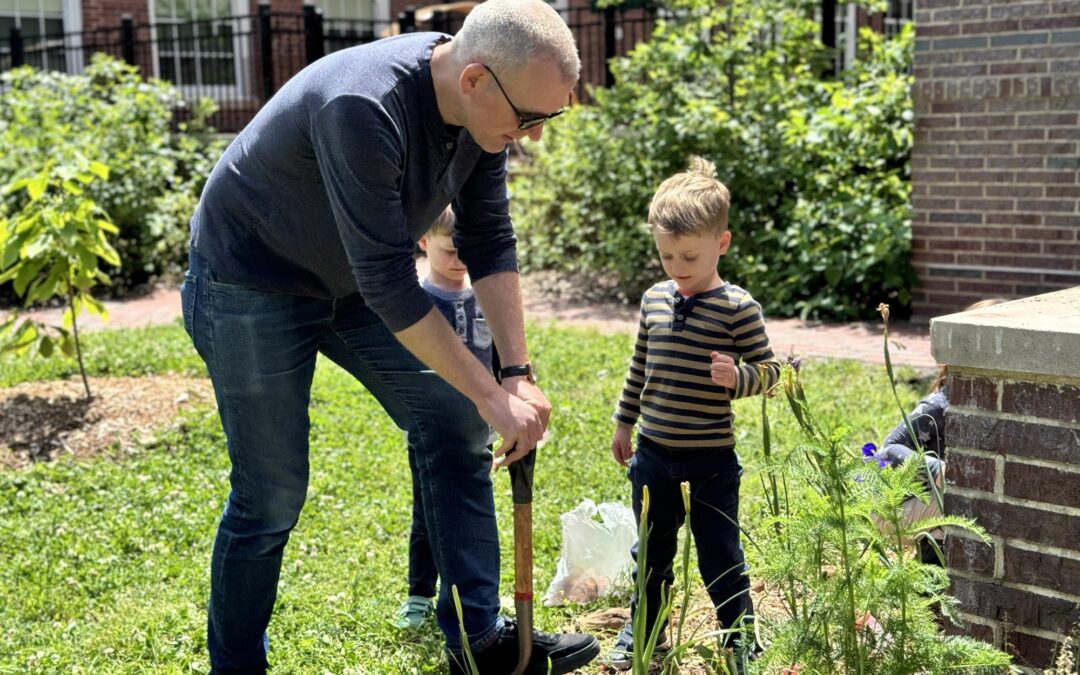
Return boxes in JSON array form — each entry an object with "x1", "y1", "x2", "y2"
[
  {"x1": 392, "y1": 595, "x2": 434, "y2": 629},
  {"x1": 603, "y1": 621, "x2": 670, "y2": 671}
]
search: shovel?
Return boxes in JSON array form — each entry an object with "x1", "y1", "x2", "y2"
[
  {"x1": 508, "y1": 447, "x2": 536, "y2": 675},
  {"x1": 493, "y1": 350, "x2": 536, "y2": 675}
]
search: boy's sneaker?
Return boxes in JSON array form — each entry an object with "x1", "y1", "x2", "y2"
[
  {"x1": 604, "y1": 621, "x2": 671, "y2": 671},
  {"x1": 446, "y1": 618, "x2": 600, "y2": 675},
  {"x1": 393, "y1": 595, "x2": 434, "y2": 629}
]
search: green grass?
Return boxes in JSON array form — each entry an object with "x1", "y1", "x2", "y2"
[{"x1": 0, "y1": 321, "x2": 926, "y2": 674}]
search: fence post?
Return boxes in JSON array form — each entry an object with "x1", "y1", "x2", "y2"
[
  {"x1": 121, "y1": 15, "x2": 136, "y2": 66},
  {"x1": 603, "y1": 6, "x2": 616, "y2": 88},
  {"x1": 259, "y1": 2, "x2": 274, "y2": 101},
  {"x1": 399, "y1": 7, "x2": 416, "y2": 34},
  {"x1": 430, "y1": 10, "x2": 447, "y2": 34},
  {"x1": 821, "y1": 0, "x2": 836, "y2": 77},
  {"x1": 303, "y1": 4, "x2": 325, "y2": 64},
  {"x1": 9, "y1": 27, "x2": 24, "y2": 68}
]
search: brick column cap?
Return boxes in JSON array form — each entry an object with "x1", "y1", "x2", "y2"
[{"x1": 931, "y1": 288, "x2": 1080, "y2": 377}]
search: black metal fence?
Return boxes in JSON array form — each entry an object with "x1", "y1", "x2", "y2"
[{"x1": 0, "y1": 3, "x2": 662, "y2": 132}]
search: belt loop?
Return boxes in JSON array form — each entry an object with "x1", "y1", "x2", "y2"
[{"x1": 188, "y1": 248, "x2": 207, "y2": 278}]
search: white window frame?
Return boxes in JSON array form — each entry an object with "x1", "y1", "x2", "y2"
[
  {"x1": 62, "y1": 0, "x2": 82, "y2": 73},
  {"x1": 2, "y1": 0, "x2": 66, "y2": 72},
  {"x1": 147, "y1": 0, "x2": 252, "y2": 101},
  {"x1": 374, "y1": 0, "x2": 390, "y2": 22},
  {"x1": 311, "y1": 0, "x2": 376, "y2": 21}
]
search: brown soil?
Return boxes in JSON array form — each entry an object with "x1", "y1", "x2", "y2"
[{"x1": 0, "y1": 374, "x2": 213, "y2": 469}]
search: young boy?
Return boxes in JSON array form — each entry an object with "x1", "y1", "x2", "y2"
[
  {"x1": 393, "y1": 206, "x2": 493, "y2": 629},
  {"x1": 607, "y1": 157, "x2": 779, "y2": 669}
]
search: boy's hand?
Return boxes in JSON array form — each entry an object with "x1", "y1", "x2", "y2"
[
  {"x1": 710, "y1": 351, "x2": 737, "y2": 389},
  {"x1": 611, "y1": 424, "x2": 634, "y2": 467}
]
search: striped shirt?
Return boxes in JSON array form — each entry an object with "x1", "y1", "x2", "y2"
[{"x1": 614, "y1": 280, "x2": 780, "y2": 451}]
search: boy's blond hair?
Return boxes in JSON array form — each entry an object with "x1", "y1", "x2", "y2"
[
  {"x1": 426, "y1": 206, "x2": 456, "y2": 239},
  {"x1": 648, "y1": 156, "x2": 731, "y2": 237}
]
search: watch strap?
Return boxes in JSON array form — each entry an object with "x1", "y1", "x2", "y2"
[{"x1": 499, "y1": 363, "x2": 535, "y2": 382}]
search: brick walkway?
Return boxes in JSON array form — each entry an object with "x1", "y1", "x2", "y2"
[{"x1": 2, "y1": 271, "x2": 935, "y2": 371}]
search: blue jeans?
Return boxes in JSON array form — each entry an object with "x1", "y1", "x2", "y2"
[
  {"x1": 406, "y1": 438, "x2": 438, "y2": 599},
  {"x1": 627, "y1": 434, "x2": 754, "y2": 641},
  {"x1": 181, "y1": 251, "x2": 502, "y2": 673}
]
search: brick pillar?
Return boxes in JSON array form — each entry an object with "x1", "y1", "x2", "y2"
[
  {"x1": 910, "y1": 0, "x2": 1080, "y2": 320},
  {"x1": 931, "y1": 287, "x2": 1080, "y2": 670}
]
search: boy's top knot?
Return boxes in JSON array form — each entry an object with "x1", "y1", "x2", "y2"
[
  {"x1": 648, "y1": 155, "x2": 731, "y2": 237},
  {"x1": 427, "y1": 205, "x2": 456, "y2": 239},
  {"x1": 687, "y1": 155, "x2": 717, "y2": 180}
]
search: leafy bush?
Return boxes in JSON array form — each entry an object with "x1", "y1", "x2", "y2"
[
  {"x1": 0, "y1": 55, "x2": 224, "y2": 294},
  {"x1": 0, "y1": 159, "x2": 119, "y2": 398},
  {"x1": 511, "y1": 0, "x2": 915, "y2": 319}
]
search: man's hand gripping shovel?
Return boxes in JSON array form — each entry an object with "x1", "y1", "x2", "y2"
[{"x1": 493, "y1": 352, "x2": 537, "y2": 675}]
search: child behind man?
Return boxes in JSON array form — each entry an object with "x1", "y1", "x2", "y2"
[
  {"x1": 607, "y1": 157, "x2": 779, "y2": 670},
  {"x1": 393, "y1": 206, "x2": 493, "y2": 629}
]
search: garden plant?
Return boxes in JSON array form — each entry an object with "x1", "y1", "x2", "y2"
[
  {"x1": 0, "y1": 159, "x2": 118, "y2": 398},
  {"x1": 512, "y1": 0, "x2": 915, "y2": 319},
  {"x1": 0, "y1": 54, "x2": 224, "y2": 294}
]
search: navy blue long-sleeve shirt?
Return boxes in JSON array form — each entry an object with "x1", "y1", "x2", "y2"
[{"x1": 189, "y1": 32, "x2": 517, "y2": 332}]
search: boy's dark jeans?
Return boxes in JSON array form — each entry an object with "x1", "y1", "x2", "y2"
[
  {"x1": 406, "y1": 440, "x2": 438, "y2": 598},
  {"x1": 628, "y1": 434, "x2": 754, "y2": 641}
]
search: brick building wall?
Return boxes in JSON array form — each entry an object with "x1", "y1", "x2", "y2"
[
  {"x1": 932, "y1": 288, "x2": 1080, "y2": 671},
  {"x1": 81, "y1": 0, "x2": 149, "y2": 33},
  {"x1": 910, "y1": 0, "x2": 1080, "y2": 320}
]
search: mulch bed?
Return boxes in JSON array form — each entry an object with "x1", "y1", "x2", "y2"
[{"x1": 0, "y1": 374, "x2": 213, "y2": 469}]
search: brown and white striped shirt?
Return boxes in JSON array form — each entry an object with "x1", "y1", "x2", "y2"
[{"x1": 614, "y1": 280, "x2": 780, "y2": 451}]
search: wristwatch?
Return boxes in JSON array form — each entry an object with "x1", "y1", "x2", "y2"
[{"x1": 499, "y1": 362, "x2": 537, "y2": 384}]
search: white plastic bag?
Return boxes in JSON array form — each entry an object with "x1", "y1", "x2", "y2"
[{"x1": 543, "y1": 499, "x2": 637, "y2": 606}]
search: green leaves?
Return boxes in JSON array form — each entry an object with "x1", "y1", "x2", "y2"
[
  {"x1": 512, "y1": 0, "x2": 916, "y2": 319},
  {"x1": 754, "y1": 346, "x2": 1012, "y2": 673},
  {"x1": 0, "y1": 55, "x2": 223, "y2": 292},
  {"x1": 0, "y1": 158, "x2": 120, "y2": 394}
]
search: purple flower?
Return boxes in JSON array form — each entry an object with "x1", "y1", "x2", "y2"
[
  {"x1": 878, "y1": 459, "x2": 890, "y2": 469},
  {"x1": 861, "y1": 442, "x2": 877, "y2": 457}
]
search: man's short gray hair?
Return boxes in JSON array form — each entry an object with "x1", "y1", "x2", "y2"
[{"x1": 454, "y1": 0, "x2": 580, "y2": 84}]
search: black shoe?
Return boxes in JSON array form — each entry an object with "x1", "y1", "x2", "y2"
[
  {"x1": 446, "y1": 618, "x2": 600, "y2": 675},
  {"x1": 603, "y1": 621, "x2": 670, "y2": 672}
]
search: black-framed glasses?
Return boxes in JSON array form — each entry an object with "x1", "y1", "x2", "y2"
[{"x1": 482, "y1": 64, "x2": 569, "y2": 131}]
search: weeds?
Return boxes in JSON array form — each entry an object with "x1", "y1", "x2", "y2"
[{"x1": 749, "y1": 311, "x2": 1013, "y2": 674}]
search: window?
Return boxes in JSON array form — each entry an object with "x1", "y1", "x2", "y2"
[
  {"x1": 311, "y1": 0, "x2": 376, "y2": 21},
  {"x1": 830, "y1": 1, "x2": 912, "y2": 72},
  {"x1": 311, "y1": 0, "x2": 379, "y2": 53},
  {"x1": 151, "y1": 0, "x2": 246, "y2": 90},
  {"x1": 0, "y1": 0, "x2": 65, "y2": 71},
  {"x1": 883, "y1": 0, "x2": 913, "y2": 38}
]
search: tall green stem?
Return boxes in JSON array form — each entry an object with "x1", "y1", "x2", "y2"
[
  {"x1": 879, "y1": 304, "x2": 942, "y2": 513},
  {"x1": 68, "y1": 287, "x2": 91, "y2": 400}
]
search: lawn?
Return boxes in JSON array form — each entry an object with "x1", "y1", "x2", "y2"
[{"x1": 0, "y1": 320, "x2": 925, "y2": 674}]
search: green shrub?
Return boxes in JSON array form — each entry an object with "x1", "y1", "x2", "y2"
[
  {"x1": 0, "y1": 159, "x2": 119, "y2": 398},
  {"x1": 750, "y1": 349, "x2": 1012, "y2": 673},
  {"x1": 0, "y1": 55, "x2": 224, "y2": 294},
  {"x1": 511, "y1": 0, "x2": 915, "y2": 319}
]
